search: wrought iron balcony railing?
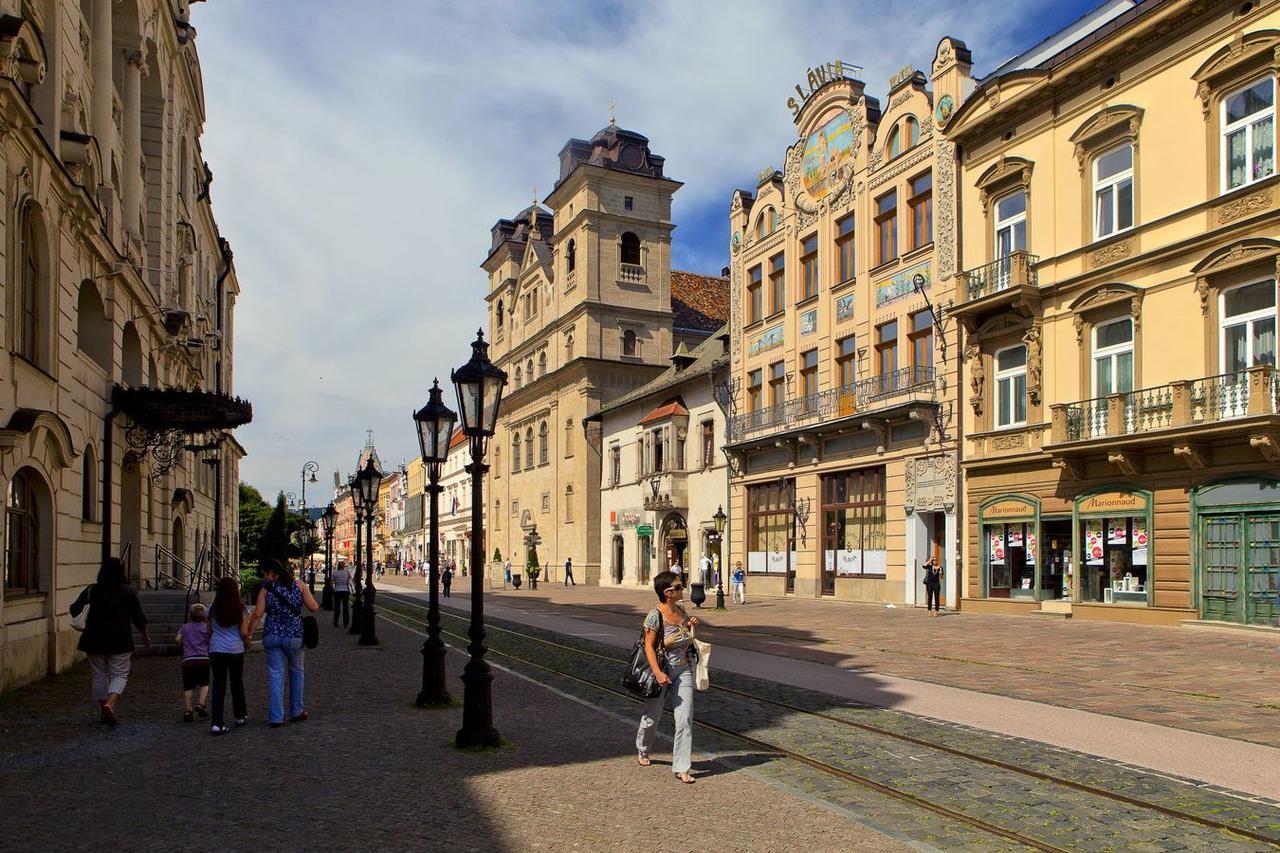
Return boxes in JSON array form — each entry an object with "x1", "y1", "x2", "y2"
[
  {"x1": 958, "y1": 251, "x2": 1039, "y2": 302},
  {"x1": 728, "y1": 366, "x2": 934, "y2": 443}
]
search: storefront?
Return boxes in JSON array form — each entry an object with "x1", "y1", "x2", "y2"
[
  {"x1": 1193, "y1": 477, "x2": 1280, "y2": 626},
  {"x1": 820, "y1": 467, "x2": 887, "y2": 596},
  {"x1": 746, "y1": 479, "x2": 796, "y2": 593},
  {"x1": 1075, "y1": 489, "x2": 1153, "y2": 607},
  {"x1": 979, "y1": 495, "x2": 1040, "y2": 599}
]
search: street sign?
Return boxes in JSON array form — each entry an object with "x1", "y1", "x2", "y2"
[{"x1": 636, "y1": 524, "x2": 654, "y2": 537}]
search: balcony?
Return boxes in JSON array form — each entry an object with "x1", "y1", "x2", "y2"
[
  {"x1": 952, "y1": 252, "x2": 1040, "y2": 321},
  {"x1": 619, "y1": 263, "x2": 645, "y2": 284},
  {"x1": 727, "y1": 366, "x2": 935, "y2": 445},
  {"x1": 1048, "y1": 366, "x2": 1280, "y2": 466}
]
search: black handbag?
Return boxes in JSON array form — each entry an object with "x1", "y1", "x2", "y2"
[
  {"x1": 622, "y1": 622, "x2": 665, "y2": 699},
  {"x1": 268, "y1": 582, "x2": 319, "y2": 650}
]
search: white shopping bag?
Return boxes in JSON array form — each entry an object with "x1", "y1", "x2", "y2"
[{"x1": 693, "y1": 638, "x2": 711, "y2": 691}]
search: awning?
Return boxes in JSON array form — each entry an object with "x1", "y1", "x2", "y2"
[{"x1": 112, "y1": 386, "x2": 253, "y2": 432}]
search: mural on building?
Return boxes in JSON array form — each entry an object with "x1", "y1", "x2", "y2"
[{"x1": 802, "y1": 109, "x2": 856, "y2": 200}]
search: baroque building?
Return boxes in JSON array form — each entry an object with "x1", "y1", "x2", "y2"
[
  {"x1": 947, "y1": 0, "x2": 1280, "y2": 625},
  {"x1": 0, "y1": 0, "x2": 248, "y2": 691},
  {"x1": 724, "y1": 47, "x2": 972, "y2": 606},
  {"x1": 483, "y1": 122, "x2": 725, "y2": 584}
]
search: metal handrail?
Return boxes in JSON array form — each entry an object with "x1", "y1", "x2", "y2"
[
  {"x1": 959, "y1": 251, "x2": 1039, "y2": 302},
  {"x1": 1059, "y1": 370, "x2": 1262, "y2": 441}
]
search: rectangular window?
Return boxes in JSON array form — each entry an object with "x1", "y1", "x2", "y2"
[
  {"x1": 908, "y1": 310, "x2": 933, "y2": 380},
  {"x1": 1223, "y1": 77, "x2": 1276, "y2": 192},
  {"x1": 800, "y1": 233, "x2": 819, "y2": 300},
  {"x1": 769, "y1": 254, "x2": 786, "y2": 315},
  {"x1": 624, "y1": 195, "x2": 634, "y2": 211},
  {"x1": 1093, "y1": 317, "x2": 1134, "y2": 397},
  {"x1": 610, "y1": 445, "x2": 621, "y2": 485},
  {"x1": 908, "y1": 171, "x2": 932, "y2": 250},
  {"x1": 836, "y1": 214, "x2": 855, "y2": 283},
  {"x1": 1220, "y1": 280, "x2": 1277, "y2": 420},
  {"x1": 995, "y1": 345, "x2": 1028, "y2": 428},
  {"x1": 876, "y1": 191, "x2": 897, "y2": 266},
  {"x1": 653, "y1": 428, "x2": 665, "y2": 473},
  {"x1": 799, "y1": 349, "x2": 818, "y2": 413},
  {"x1": 748, "y1": 369, "x2": 763, "y2": 412},
  {"x1": 1094, "y1": 144, "x2": 1134, "y2": 239},
  {"x1": 747, "y1": 480, "x2": 796, "y2": 583},
  {"x1": 702, "y1": 421, "x2": 715, "y2": 468},
  {"x1": 769, "y1": 360, "x2": 786, "y2": 406},
  {"x1": 994, "y1": 190, "x2": 1027, "y2": 258},
  {"x1": 748, "y1": 265, "x2": 763, "y2": 324},
  {"x1": 836, "y1": 335, "x2": 857, "y2": 388},
  {"x1": 820, "y1": 467, "x2": 888, "y2": 592},
  {"x1": 876, "y1": 320, "x2": 898, "y2": 390}
]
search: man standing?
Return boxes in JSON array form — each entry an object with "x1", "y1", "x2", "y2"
[
  {"x1": 564, "y1": 556, "x2": 575, "y2": 587},
  {"x1": 442, "y1": 562, "x2": 453, "y2": 598},
  {"x1": 732, "y1": 561, "x2": 746, "y2": 605},
  {"x1": 699, "y1": 552, "x2": 712, "y2": 588},
  {"x1": 504, "y1": 557, "x2": 512, "y2": 588},
  {"x1": 331, "y1": 561, "x2": 352, "y2": 627}
]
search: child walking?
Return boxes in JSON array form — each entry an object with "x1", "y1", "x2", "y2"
[
  {"x1": 208, "y1": 576, "x2": 250, "y2": 735},
  {"x1": 176, "y1": 603, "x2": 211, "y2": 722}
]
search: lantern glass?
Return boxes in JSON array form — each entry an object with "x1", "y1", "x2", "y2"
[
  {"x1": 356, "y1": 457, "x2": 381, "y2": 509},
  {"x1": 321, "y1": 503, "x2": 338, "y2": 535},
  {"x1": 713, "y1": 505, "x2": 727, "y2": 534},
  {"x1": 414, "y1": 380, "x2": 457, "y2": 464},
  {"x1": 452, "y1": 329, "x2": 507, "y2": 438}
]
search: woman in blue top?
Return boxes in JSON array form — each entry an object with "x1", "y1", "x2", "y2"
[
  {"x1": 248, "y1": 560, "x2": 319, "y2": 726},
  {"x1": 207, "y1": 576, "x2": 251, "y2": 734}
]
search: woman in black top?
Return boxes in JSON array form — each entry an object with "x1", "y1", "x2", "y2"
[
  {"x1": 923, "y1": 556, "x2": 943, "y2": 616},
  {"x1": 69, "y1": 558, "x2": 150, "y2": 726}
]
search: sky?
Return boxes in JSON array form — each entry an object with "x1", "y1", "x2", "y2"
[{"x1": 192, "y1": 0, "x2": 1101, "y2": 504}]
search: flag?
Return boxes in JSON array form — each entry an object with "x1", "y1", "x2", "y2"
[{"x1": 451, "y1": 495, "x2": 458, "y2": 515}]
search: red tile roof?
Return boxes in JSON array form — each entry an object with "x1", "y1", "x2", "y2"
[
  {"x1": 449, "y1": 427, "x2": 467, "y2": 449},
  {"x1": 639, "y1": 399, "x2": 689, "y2": 425},
  {"x1": 671, "y1": 270, "x2": 728, "y2": 333}
]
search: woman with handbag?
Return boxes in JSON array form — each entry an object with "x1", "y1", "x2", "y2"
[
  {"x1": 635, "y1": 570, "x2": 699, "y2": 783},
  {"x1": 69, "y1": 557, "x2": 150, "y2": 727},
  {"x1": 248, "y1": 559, "x2": 319, "y2": 727},
  {"x1": 207, "y1": 576, "x2": 251, "y2": 734}
]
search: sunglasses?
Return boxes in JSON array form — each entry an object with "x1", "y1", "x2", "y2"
[{"x1": 668, "y1": 584, "x2": 685, "y2": 592}]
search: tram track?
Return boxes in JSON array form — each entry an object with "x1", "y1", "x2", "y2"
[{"x1": 378, "y1": 592, "x2": 1280, "y2": 851}]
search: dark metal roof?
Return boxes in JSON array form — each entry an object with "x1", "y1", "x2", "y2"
[{"x1": 112, "y1": 386, "x2": 252, "y2": 432}]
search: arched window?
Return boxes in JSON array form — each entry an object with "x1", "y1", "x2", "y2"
[
  {"x1": 18, "y1": 207, "x2": 44, "y2": 365},
  {"x1": 77, "y1": 281, "x2": 111, "y2": 371},
  {"x1": 539, "y1": 421, "x2": 549, "y2": 465},
  {"x1": 566, "y1": 239, "x2": 576, "y2": 273},
  {"x1": 524, "y1": 427, "x2": 535, "y2": 469},
  {"x1": 565, "y1": 485, "x2": 574, "y2": 522},
  {"x1": 887, "y1": 125, "x2": 902, "y2": 158},
  {"x1": 6, "y1": 468, "x2": 48, "y2": 593},
  {"x1": 514, "y1": 366, "x2": 522, "y2": 388},
  {"x1": 538, "y1": 351, "x2": 547, "y2": 376},
  {"x1": 768, "y1": 207, "x2": 779, "y2": 233},
  {"x1": 620, "y1": 232, "x2": 641, "y2": 266},
  {"x1": 494, "y1": 500, "x2": 501, "y2": 529},
  {"x1": 565, "y1": 333, "x2": 575, "y2": 359},
  {"x1": 905, "y1": 116, "x2": 920, "y2": 148},
  {"x1": 623, "y1": 329, "x2": 637, "y2": 356},
  {"x1": 496, "y1": 300, "x2": 504, "y2": 327},
  {"x1": 564, "y1": 417, "x2": 574, "y2": 456},
  {"x1": 82, "y1": 444, "x2": 98, "y2": 521},
  {"x1": 512, "y1": 433, "x2": 521, "y2": 473},
  {"x1": 526, "y1": 358, "x2": 534, "y2": 382},
  {"x1": 121, "y1": 322, "x2": 143, "y2": 386}
]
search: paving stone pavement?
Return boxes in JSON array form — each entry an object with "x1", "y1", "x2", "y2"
[
  {"x1": 380, "y1": 577, "x2": 1280, "y2": 749},
  {"x1": 0, "y1": 615, "x2": 909, "y2": 853}
]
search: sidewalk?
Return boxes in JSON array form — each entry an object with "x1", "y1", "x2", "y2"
[
  {"x1": 382, "y1": 575, "x2": 1280, "y2": 750},
  {"x1": 0, "y1": 613, "x2": 899, "y2": 852}
]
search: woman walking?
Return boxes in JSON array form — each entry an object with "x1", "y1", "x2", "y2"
[
  {"x1": 208, "y1": 576, "x2": 251, "y2": 734},
  {"x1": 69, "y1": 558, "x2": 150, "y2": 727},
  {"x1": 636, "y1": 570, "x2": 698, "y2": 783},
  {"x1": 249, "y1": 559, "x2": 319, "y2": 727}
]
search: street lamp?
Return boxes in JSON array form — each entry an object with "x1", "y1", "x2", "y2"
[
  {"x1": 413, "y1": 378, "x2": 457, "y2": 706},
  {"x1": 300, "y1": 461, "x2": 319, "y2": 591},
  {"x1": 452, "y1": 329, "x2": 507, "y2": 749},
  {"x1": 354, "y1": 455, "x2": 383, "y2": 646},
  {"x1": 321, "y1": 502, "x2": 337, "y2": 611},
  {"x1": 348, "y1": 476, "x2": 365, "y2": 635},
  {"x1": 713, "y1": 504, "x2": 727, "y2": 609}
]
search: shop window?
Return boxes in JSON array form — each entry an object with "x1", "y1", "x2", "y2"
[
  {"x1": 985, "y1": 521, "x2": 1036, "y2": 597},
  {"x1": 746, "y1": 480, "x2": 797, "y2": 583},
  {"x1": 821, "y1": 468, "x2": 887, "y2": 594},
  {"x1": 768, "y1": 360, "x2": 786, "y2": 406},
  {"x1": 995, "y1": 344, "x2": 1028, "y2": 428},
  {"x1": 620, "y1": 232, "x2": 641, "y2": 266},
  {"x1": 836, "y1": 335, "x2": 857, "y2": 388},
  {"x1": 908, "y1": 310, "x2": 932, "y2": 379},
  {"x1": 875, "y1": 191, "x2": 897, "y2": 265},
  {"x1": 994, "y1": 190, "x2": 1027, "y2": 260},
  {"x1": 836, "y1": 213, "x2": 855, "y2": 283},
  {"x1": 1079, "y1": 513, "x2": 1149, "y2": 604},
  {"x1": 748, "y1": 369, "x2": 763, "y2": 412},
  {"x1": 1222, "y1": 77, "x2": 1275, "y2": 192},
  {"x1": 1094, "y1": 144, "x2": 1134, "y2": 239},
  {"x1": 769, "y1": 253, "x2": 785, "y2": 315},
  {"x1": 800, "y1": 233, "x2": 818, "y2": 300},
  {"x1": 1093, "y1": 317, "x2": 1134, "y2": 397},
  {"x1": 748, "y1": 265, "x2": 763, "y2": 323},
  {"x1": 908, "y1": 171, "x2": 932, "y2": 250}
]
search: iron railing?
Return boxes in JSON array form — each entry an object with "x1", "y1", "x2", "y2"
[
  {"x1": 958, "y1": 251, "x2": 1039, "y2": 302},
  {"x1": 728, "y1": 366, "x2": 934, "y2": 442}
]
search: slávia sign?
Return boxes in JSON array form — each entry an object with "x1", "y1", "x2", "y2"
[{"x1": 788, "y1": 60, "x2": 860, "y2": 117}]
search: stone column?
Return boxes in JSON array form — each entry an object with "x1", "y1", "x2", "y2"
[
  {"x1": 122, "y1": 47, "x2": 144, "y2": 235},
  {"x1": 90, "y1": 0, "x2": 113, "y2": 174}
]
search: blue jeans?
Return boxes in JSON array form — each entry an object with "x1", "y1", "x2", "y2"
[{"x1": 263, "y1": 635, "x2": 305, "y2": 723}]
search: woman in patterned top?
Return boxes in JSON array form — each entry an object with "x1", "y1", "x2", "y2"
[
  {"x1": 635, "y1": 570, "x2": 699, "y2": 783},
  {"x1": 248, "y1": 559, "x2": 319, "y2": 727}
]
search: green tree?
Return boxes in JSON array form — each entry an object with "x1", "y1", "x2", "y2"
[
  {"x1": 257, "y1": 492, "x2": 291, "y2": 569},
  {"x1": 238, "y1": 483, "x2": 273, "y2": 566}
]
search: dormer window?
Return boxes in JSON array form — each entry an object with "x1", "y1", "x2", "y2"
[{"x1": 620, "y1": 232, "x2": 641, "y2": 266}]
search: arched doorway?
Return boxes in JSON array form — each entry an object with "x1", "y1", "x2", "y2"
[
  {"x1": 659, "y1": 513, "x2": 688, "y2": 576},
  {"x1": 120, "y1": 462, "x2": 142, "y2": 584},
  {"x1": 171, "y1": 515, "x2": 186, "y2": 582},
  {"x1": 612, "y1": 535, "x2": 624, "y2": 585}
]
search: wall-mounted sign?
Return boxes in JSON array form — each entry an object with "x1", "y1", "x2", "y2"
[
  {"x1": 787, "y1": 60, "x2": 859, "y2": 117},
  {"x1": 888, "y1": 64, "x2": 917, "y2": 90},
  {"x1": 611, "y1": 509, "x2": 642, "y2": 530},
  {"x1": 636, "y1": 524, "x2": 654, "y2": 537},
  {"x1": 982, "y1": 497, "x2": 1037, "y2": 521},
  {"x1": 1078, "y1": 491, "x2": 1147, "y2": 515},
  {"x1": 835, "y1": 293, "x2": 855, "y2": 322},
  {"x1": 748, "y1": 323, "x2": 785, "y2": 356},
  {"x1": 800, "y1": 309, "x2": 817, "y2": 336},
  {"x1": 875, "y1": 260, "x2": 931, "y2": 307},
  {"x1": 801, "y1": 109, "x2": 857, "y2": 201}
]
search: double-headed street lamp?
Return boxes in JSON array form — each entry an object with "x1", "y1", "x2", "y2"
[
  {"x1": 712, "y1": 505, "x2": 727, "y2": 609},
  {"x1": 321, "y1": 502, "x2": 338, "y2": 611},
  {"x1": 413, "y1": 379, "x2": 457, "y2": 706},
  {"x1": 452, "y1": 329, "x2": 507, "y2": 749},
  {"x1": 354, "y1": 455, "x2": 382, "y2": 646}
]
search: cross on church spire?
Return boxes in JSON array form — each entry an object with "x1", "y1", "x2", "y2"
[{"x1": 365, "y1": 428, "x2": 375, "y2": 448}]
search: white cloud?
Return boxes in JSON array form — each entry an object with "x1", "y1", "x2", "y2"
[{"x1": 193, "y1": 0, "x2": 1070, "y2": 499}]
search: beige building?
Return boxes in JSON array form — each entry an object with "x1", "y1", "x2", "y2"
[
  {"x1": 724, "y1": 49, "x2": 973, "y2": 606},
  {"x1": 947, "y1": 0, "x2": 1280, "y2": 626},
  {"x1": 483, "y1": 122, "x2": 724, "y2": 583},
  {"x1": 589, "y1": 327, "x2": 730, "y2": 590},
  {"x1": 0, "y1": 0, "x2": 247, "y2": 691},
  {"x1": 438, "y1": 428, "x2": 474, "y2": 572}
]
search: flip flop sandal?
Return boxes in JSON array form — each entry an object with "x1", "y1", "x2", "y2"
[
  {"x1": 637, "y1": 754, "x2": 652, "y2": 767},
  {"x1": 183, "y1": 710, "x2": 194, "y2": 723},
  {"x1": 675, "y1": 773, "x2": 696, "y2": 784}
]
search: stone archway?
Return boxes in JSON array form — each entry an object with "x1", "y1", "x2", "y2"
[{"x1": 659, "y1": 512, "x2": 688, "y2": 576}]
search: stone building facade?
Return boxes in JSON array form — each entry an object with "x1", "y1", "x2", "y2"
[
  {"x1": 483, "y1": 122, "x2": 724, "y2": 584},
  {"x1": 724, "y1": 47, "x2": 972, "y2": 606},
  {"x1": 948, "y1": 0, "x2": 1280, "y2": 626},
  {"x1": 0, "y1": 0, "x2": 246, "y2": 691}
]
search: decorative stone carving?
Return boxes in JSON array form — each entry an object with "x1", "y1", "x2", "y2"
[
  {"x1": 1052, "y1": 458, "x2": 1085, "y2": 480},
  {"x1": 869, "y1": 144, "x2": 931, "y2": 189},
  {"x1": 935, "y1": 135, "x2": 957, "y2": 281},
  {"x1": 1023, "y1": 325, "x2": 1042, "y2": 406},
  {"x1": 966, "y1": 343, "x2": 984, "y2": 416},
  {"x1": 904, "y1": 453, "x2": 957, "y2": 514},
  {"x1": 860, "y1": 420, "x2": 887, "y2": 454},
  {"x1": 1196, "y1": 277, "x2": 1210, "y2": 316},
  {"x1": 1216, "y1": 187, "x2": 1274, "y2": 224},
  {"x1": 1073, "y1": 314, "x2": 1084, "y2": 346},
  {"x1": 991, "y1": 432, "x2": 1026, "y2": 450},
  {"x1": 888, "y1": 89, "x2": 913, "y2": 112},
  {"x1": 1089, "y1": 239, "x2": 1133, "y2": 268}
]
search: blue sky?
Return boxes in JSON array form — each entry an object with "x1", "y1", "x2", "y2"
[{"x1": 192, "y1": 0, "x2": 1101, "y2": 501}]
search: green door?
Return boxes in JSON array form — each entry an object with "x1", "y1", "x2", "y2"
[
  {"x1": 1246, "y1": 515, "x2": 1280, "y2": 625},
  {"x1": 1201, "y1": 516, "x2": 1241, "y2": 622}
]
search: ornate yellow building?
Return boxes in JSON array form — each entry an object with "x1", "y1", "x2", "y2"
[
  {"x1": 948, "y1": 0, "x2": 1280, "y2": 626},
  {"x1": 725, "y1": 48, "x2": 973, "y2": 605}
]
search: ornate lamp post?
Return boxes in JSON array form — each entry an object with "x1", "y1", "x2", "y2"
[
  {"x1": 413, "y1": 379, "x2": 457, "y2": 706},
  {"x1": 300, "y1": 461, "x2": 319, "y2": 590},
  {"x1": 349, "y1": 477, "x2": 365, "y2": 635},
  {"x1": 355, "y1": 455, "x2": 383, "y2": 646},
  {"x1": 712, "y1": 505, "x2": 727, "y2": 609},
  {"x1": 452, "y1": 330, "x2": 507, "y2": 749},
  {"x1": 321, "y1": 502, "x2": 337, "y2": 611}
]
